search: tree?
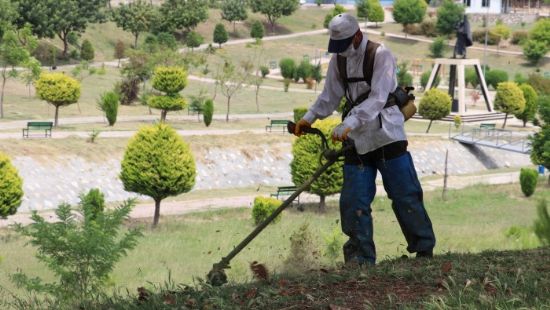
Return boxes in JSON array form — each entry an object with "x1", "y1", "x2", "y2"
[
  {"x1": 523, "y1": 40, "x2": 549, "y2": 65},
  {"x1": 397, "y1": 61, "x2": 413, "y2": 86},
  {"x1": 14, "y1": 0, "x2": 108, "y2": 57},
  {"x1": 250, "y1": 0, "x2": 300, "y2": 33},
  {"x1": 436, "y1": 0, "x2": 464, "y2": 36},
  {"x1": 213, "y1": 23, "x2": 228, "y2": 48},
  {"x1": 490, "y1": 24, "x2": 511, "y2": 53},
  {"x1": 420, "y1": 70, "x2": 440, "y2": 89},
  {"x1": 494, "y1": 82, "x2": 525, "y2": 128},
  {"x1": 418, "y1": 88, "x2": 452, "y2": 133},
  {"x1": 312, "y1": 63, "x2": 323, "y2": 92},
  {"x1": 291, "y1": 118, "x2": 343, "y2": 211},
  {"x1": 20, "y1": 57, "x2": 41, "y2": 97},
  {"x1": 12, "y1": 190, "x2": 141, "y2": 306},
  {"x1": 529, "y1": 18, "x2": 550, "y2": 47},
  {"x1": 429, "y1": 36, "x2": 447, "y2": 58},
  {"x1": 323, "y1": 5, "x2": 346, "y2": 29},
  {"x1": 279, "y1": 57, "x2": 296, "y2": 91},
  {"x1": 0, "y1": 28, "x2": 36, "y2": 118},
  {"x1": 158, "y1": 0, "x2": 208, "y2": 33},
  {"x1": 0, "y1": 151, "x2": 23, "y2": 218},
  {"x1": 367, "y1": 0, "x2": 385, "y2": 27},
  {"x1": 114, "y1": 40, "x2": 125, "y2": 67},
  {"x1": 221, "y1": 0, "x2": 247, "y2": 33},
  {"x1": 111, "y1": 0, "x2": 157, "y2": 48},
  {"x1": 97, "y1": 91, "x2": 119, "y2": 126},
  {"x1": 35, "y1": 73, "x2": 81, "y2": 127},
  {"x1": 250, "y1": 20, "x2": 264, "y2": 40},
  {"x1": 216, "y1": 59, "x2": 251, "y2": 121},
  {"x1": 186, "y1": 31, "x2": 203, "y2": 51},
  {"x1": 203, "y1": 98, "x2": 214, "y2": 127},
  {"x1": 0, "y1": 0, "x2": 17, "y2": 39},
  {"x1": 121, "y1": 124, "x2": 196, "y2": 227},
  {"x1": 80, "y1": 39, "x2": 94, "y2": 61},
  {"x1": 392, "y1": 0, "x2": 427, "y2": 31},
  {"x1": 356, "y1": 0, "x2": 370, "y2": 22},
  {"x1": 485, "y1": 69, "x2": 508, "y2": 89},
  {"x1": 148, "y1": 66, "x2": 188, "y2": 122},
  {"x1": 514, "y1": 84, "x2": 538, "y2": 127},
  {"x1": 465, "y1": 68, "x2": 479, "y2": 89}
]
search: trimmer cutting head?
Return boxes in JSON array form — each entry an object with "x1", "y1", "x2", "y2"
[{"x1": 207, "y1": 263, "x2": 228, "y2": 286}]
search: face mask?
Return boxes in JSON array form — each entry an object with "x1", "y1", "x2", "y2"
[{"x1": 339, "y1": 43, "x2": 355, "y2": 58}]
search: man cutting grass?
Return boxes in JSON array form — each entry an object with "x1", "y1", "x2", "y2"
[{"x1": 294, "y1": 13, "x2": 436, "y2": 265}]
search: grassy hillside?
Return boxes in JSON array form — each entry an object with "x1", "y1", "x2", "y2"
[{"x1": 0, "y1": 182, "x2": 547, "y2": 302}]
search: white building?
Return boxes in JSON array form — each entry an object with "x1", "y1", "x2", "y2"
[{"x1": 461, "y1": 0, "x2": 506, "y2": 14}]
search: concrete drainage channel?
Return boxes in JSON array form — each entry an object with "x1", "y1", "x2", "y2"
[{"x1": 11, "y1": 140, "x2": 531, "y2": 212}]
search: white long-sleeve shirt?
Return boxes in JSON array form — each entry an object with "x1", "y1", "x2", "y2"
[{"x1": 303, "y1": 36, "x2": 407, "y2": 155}]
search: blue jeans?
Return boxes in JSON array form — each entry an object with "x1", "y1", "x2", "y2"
[{"x1": 339, "y1": 152, "x2": 436, "y2": 264}]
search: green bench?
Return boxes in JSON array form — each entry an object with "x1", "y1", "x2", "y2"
[
  {"x1": 22, "y1": 121, "x2": 53, "y2": 138},
  {"x1": 480, "y1": 123, "x2": 496, "y2": 129},
  {"x1": 265, "y1": 119, "x2": 289, "y2": 133},
  {"x1": 271, "y1": 186, "x2": 300, "y2": 204}
]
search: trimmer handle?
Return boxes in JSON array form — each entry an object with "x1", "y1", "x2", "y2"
[{"x1": 287, "y1": 121, "x2": 329, "y2": 150}]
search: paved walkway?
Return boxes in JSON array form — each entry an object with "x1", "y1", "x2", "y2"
[{"x1": 0, "y1": 171, "x2": 523, "y2": 228}]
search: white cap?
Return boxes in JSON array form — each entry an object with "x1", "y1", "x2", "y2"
[{"x1": 328, "y1": 13, "x2": 360, "y2": 53}]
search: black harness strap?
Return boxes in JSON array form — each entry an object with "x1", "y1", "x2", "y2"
[{"x1": 336, "y1": 40, "x2": 382, "y2": 127}]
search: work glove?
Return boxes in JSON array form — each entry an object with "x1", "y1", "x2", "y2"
[
  {"x1": 294, "y1": 119, "x2": 311, "y2": 137},
  {"x1": 332, "y1": 123, "x2": 352, "y2": 143}
]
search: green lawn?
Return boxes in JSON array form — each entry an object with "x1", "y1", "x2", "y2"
[{"x1": 0, "y1": 182, "x2": 547, "y2": 297}]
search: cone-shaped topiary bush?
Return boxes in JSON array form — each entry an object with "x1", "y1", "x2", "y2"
[
  {"x1": 519, "y1": 168, "x2": 538, "y2": 197},
  {"x1": 120, "y1": 123, "x2": 196, "y2": 227},
  {"x1": 0, "y1": 152, "x2": 23, "y2": 218},
  {"x1": 291, "y1": 118, "x2": 343, "y2": 211}
]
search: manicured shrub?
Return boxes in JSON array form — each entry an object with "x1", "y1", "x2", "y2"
[
  {"x1": 534, "y1": 199, "x2": 550, "y2": 246},
  {"x1": 120, "y1": 124, "x2": 196, "y2": 227},
  {"x1": 494, "y1": 82, "x2": 526, "y2": 128},
  {"x1": 435, "y1": 0, "x2": 464, "y2": 36},
  {"x1": 260, "y1": 65, "x2": 270, "y2": 78},
  {"x1": 323, "y1": 4, "x2": 346, "y2": 29},
  {"x1": 80, "y1": 39, "x2": 94, "y2": 61},
  {"x1": 519, "y1": 168, "x2": 538, "y2": 197},
  {"x1": 453, "y1": 115, "x2": 461, "y2": 129},
  {"x1": 465, "y1": 67, "x2": 479, "y2": 89},
  {"x1": 186, "y1": 31, "x2": 203, "y2": 51},
  {"x1": 397, "y1": 62, "x2": 413, "y2": 86},
  {"x1": 515, "y1": 84, "x2": 539, "y2": 127},
  {"x1": 420, "y1": 18, "x2": 437, "y2": 37},
  {"x1": 420, "y1": 70, "x2": 440, "y2": 89},
  {"x1": 203, "y1": 99, "x2": 214, "y2": 127},
  {"x1": 485, "y1": 69, "x2": 509, "y2": 89},
  {"x1": 528, "y1": 74, "x2": 550, "y2": 96},
  {"x1": 393, "y1": 0, "x2": 427, "y2": 30},
  {"x1": 296, "y1": 59, "x2": 313, "y2": 83},
  {"x1": 250, "y1": 20, "x2": 264, "y2": 40},
  {"x1": 213, "y1": 23, "x2": 228, "y2": 48},
  {"x1": 157, "y1": 32, "x2": 178, "y2": 50},
  {"x1": 35, "y1": 73, "x2": 81, "y2": 126},
  {"x1": 523, "y1": 40, "x2": 549, "y2": 65},
  {"x1": 529, "y1": 18, "x2": 550, "y2": 47},
  {"x1": 293, "y1": 107, "x2": 308, "y2": 123},
  {"x1": 511, "y1": 30, "x2": 528, "y2": 45},
  {"x1": 0, "y1": 152, "x2": 23, "y2": 218},
  {"x1": 419, "y1": 88, "x2": 452, "y2": 133},
  {"x1": 279, "y1": 58, "x2": 296, "y2": 80},
  {"x1": 291, "y1": 118, "x2": 343, "y2": 210},
  {"x1": 252, "y1": 196, "x2": 282, "y2": 225},
  {"x1": 97, "y1": 91, "x2": 120, "y2": 126},
  {"x1": 429, "y1": 36, "x2": 447, "y2": 58},
  {"x1": 148, "y1": 66, "x2": 188, "y2": 122}
]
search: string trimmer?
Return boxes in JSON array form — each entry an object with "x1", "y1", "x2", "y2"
[{"x1": 207, "y1": 121, "x2": 353, "y2": 286}]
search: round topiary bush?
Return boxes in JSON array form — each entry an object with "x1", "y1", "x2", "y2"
[
  {"x1": 418, "y1": 88, "x2": 452, "y2": 133},
  {"x1": 252, "y1": 196, "x2": 282, "y2": 225},
  {"x1": 519, "y1": 168, "x2": 538, "y2": 197},
  {"x1": 203, "y1": 99, "x2": 214, "y2": 127},
  {"x1": 0, "y1": 152, "x2": 23, "y2": 218}
]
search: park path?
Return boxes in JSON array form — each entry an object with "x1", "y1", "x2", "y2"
[
  {"x1": 0, "y1": 171, "x2": 523, "y2": 228},
  {"x1": 0, "y1": 112, "x2": 292, "y2": 130}
]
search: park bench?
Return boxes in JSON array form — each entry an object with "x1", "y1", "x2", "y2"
[
  {"x1": 265, "y1": 119, "x2": 289, "y2": 133},
  {"x1": 271, "y1": 185, "x2": 300, "y2": 204},
  {"x1": 22, "y1": 121, "x2": 53, "y2": 138},
  {"x1": 479, "y1": 123, "x2": 496, "y2": 129}
]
